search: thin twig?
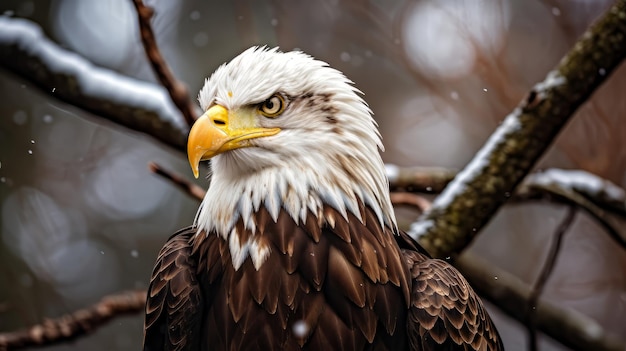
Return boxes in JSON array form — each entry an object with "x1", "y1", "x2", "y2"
[
  {"x1": 0, "y1": 290, "x2": 146, "y2": 351},
  {"x1": 514, "y1": 183, "x2": 626, "y2": 249},
  {"x1": 456, "y1": 253, "x2": 626, "y2": 351},
  {"x1": 148, "y1": 162, "x2": 206, "y2": 201},
  {"x1": 525, "y1": 206, "x2": 577, "y2": 351},
  {"x1": 386, "y1": 165, "x2": 456, "y2": 193},
  {"x1": 390, "y1": 192, "x2": 432, "y2": 213},
  {"x1": 131, "y1": 0, "x2": 197, "y2": 128},
  {"x1": 393, "y1": 195, "x2": 624, "y2": 351}
]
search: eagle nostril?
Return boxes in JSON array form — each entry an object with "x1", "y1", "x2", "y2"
[{"x1": 213, "y1": 119, "x2": 226, "y2": 126}]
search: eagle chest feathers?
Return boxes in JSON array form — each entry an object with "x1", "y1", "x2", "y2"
[
  {"x1": 143, "y1": 47, "x2": 504, "y2": 351},
  {"x1": 192, "y1": 205, "x2": 412, "y2": 350}
]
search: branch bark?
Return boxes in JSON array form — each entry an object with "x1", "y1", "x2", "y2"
[
  {"x1": 386, "y1": 165, "x2": 456, "y2": 194},
  {"x1": 391, "y1": 184, "x2": 626, "y2": 351},
  {"x1": 0, "y1": 290, "x2": 145, "y2": 351},
  {"x1": 525, "y1": 206, "x2": 577, "y2": 351},
  {"x1": 408, "y1": 0, "x2": 626, "y2": 258},
  {"x1": 456, "y1": 254, "x2": 626, "y2": 351},
  {"x1": 0, "y1": 16, "x2": 188, "y2": 151},
  {"x1": 515, "y1": 174, "x2": 626, "y2": 249},
  {"x1": 386, "y1": 165, "x2": 626, "y2": 249},
  {"x1": 131, "y1": 0, "x2": 198, "y2": 128},
  {"x1": 390, "y1": 192, "x2": 432, "y2": 212},
  {"x1": 0, "y1": 4, "x2": 624, "y2": 351},
  {"x1": 148, "y1": 162, "x2": 205, "y2": 201}
]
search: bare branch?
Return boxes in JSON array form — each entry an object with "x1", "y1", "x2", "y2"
[
  {"x1": 394, "y1": 189, "x2": 624, "y2": 350},
  {"x1": 525, "y1": 206, "x2": 577, "y2": 351},
  {"x1": 131, "y1": 0, "x2": 198, "y2": 128},
  {"x1": 515, "y1": 178, "x2": 626, "y2": 249},
  {"x1": 0, "y1": 290, "x2": 146, "y2": 351},
  {"x1": 0, "y1": 194, "x2": 617, "y2": 351},
  {"x1": 148, "y1": 162, "x2": 205, "y2": 201},
  {"x1": 456, "y1": 253, "x2": 626, "y2": 351},
  {"x1": 0, "y1": 16, "x2": 188, "y2": 151},
  {"x1": 408, "y1": 0, "x2": 626, "y2": 258},
  {"x1": 3, "y1": 253, "x2": 623, "y2": 351},
  {"x1": 386, "y1": 164, "x2": 456, "y2": 194},
  {"x1": 390, "y1": 192, "x2": 432, "y2": 213}
]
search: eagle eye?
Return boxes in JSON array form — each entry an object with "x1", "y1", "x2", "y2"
[{"x1": 258, "y1": 94, "x2": 285, "y2": 117}]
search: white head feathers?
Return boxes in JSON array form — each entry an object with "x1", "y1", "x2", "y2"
[{"x1": 194, "y1": 47, "x2": 396, "y2": 269}]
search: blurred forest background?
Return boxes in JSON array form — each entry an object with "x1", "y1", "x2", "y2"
[{"x1": 0, "y1": 0, "x2": 625, "y2": 350}]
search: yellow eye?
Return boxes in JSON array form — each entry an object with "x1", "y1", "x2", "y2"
[{"x1": 258, "y1": 94, "x2": 285, "y2": 117}]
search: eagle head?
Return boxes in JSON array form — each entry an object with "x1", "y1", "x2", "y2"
[{"x1": 187, "y1": 47, "x2": 396, "y2": 269}]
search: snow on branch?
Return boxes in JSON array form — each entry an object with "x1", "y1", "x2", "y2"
[
  {"x1": 387, "y1": 181, "x2": 625, "y2": 351},
  {"x1": 526, "y1": 169, "x2": 626, "y2": 217},
  {"x1": 387, "y1": 164, "x2": 626, "y2": 249},
  {"x1": 0, "y1": 16, "x2": 188, "y2": 151},
  {"x1": 517, "y1": 169, "x2": 626, "y2": 248},
  {"x1": 407, "y1": 0, "x2": 626, "y2": 258}
]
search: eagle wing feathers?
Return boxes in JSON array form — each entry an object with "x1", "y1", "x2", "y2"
[
  {"x1": 143, "y1": 227, "x2": 204, "y2": 351},
  {"x1": 403, "y1": 248, "x2": 504, "y2": 351}
]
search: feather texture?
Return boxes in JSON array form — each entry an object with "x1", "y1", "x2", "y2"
[
  {"x1": 144, "y1": 206, "x2": 502, "y2": 350},
  {"x1": 143, "y1": 47, "x2": 503, "y2": 350}
]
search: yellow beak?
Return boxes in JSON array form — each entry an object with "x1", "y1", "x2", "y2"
[{"x1": 187, "y1": 105, "x2": 281, "y2": 178}]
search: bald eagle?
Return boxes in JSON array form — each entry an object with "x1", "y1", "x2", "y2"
[{"x1": 143, "y1": 47, "x2": 503, "y2": 351}]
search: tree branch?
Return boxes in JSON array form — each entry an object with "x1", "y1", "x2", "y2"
[
  {"x1": 0, "y1": 16, "x2": 188, "y2": 151},
  {"x1": 386, "y1": 165, "x2": 456, "y2": 194},
  {"x1": 408, "y1": 0, "x2": 626, "y2": 258},
  {"x1": 394, "y1": 194, "x2": 625, "y2": 351},
  {"x1": 387, "y1": 165, "x2": 626, "y2": 250},
  {"x1": 0, "y1": 290, "x2": 145, "y2": 351},
  {"x1": 390, "y1": 192, "x2": 431, "y2": 213},
  {"x1": 0, "y1": 4, "x2": 624, "y2": 350},
  {"x1": 456, "y1": 254, "x2": 626, "y2": 351},
  {"x1": 131, "y1": 0, "x2": 198, "y2": 128},
  {"x1": 1, "y1": 167, "x2": 621, "y2": 349},
  {"x1": 4, "y1": 252, "x2": 623, "y2": 351},
  {"x1": 521, "y1": 168, "x2": 626, "y2": 219},
  {"x1": 515, "y1": 171, "x2": 626, "y2": 249},
  {"x1": 148, "y1": 162, "x2": 205, "y2": 201},
  {"x1": 525, "y1": 206, "x2": 577, "y2": 351}
]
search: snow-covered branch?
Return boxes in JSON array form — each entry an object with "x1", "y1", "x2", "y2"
[
  {"x1": 387, "y1": 165, "x2": 626, "y2": 249},
  {"x1": 388, "y1": 166, "x2": 626, "y2": 350},
  {"x1": 517, "y1": 169, "x2": 626, "y2": 248},
  {"x1": 524, "y1": 169, "x2": 626, "y2": 218},
  {"x1": 407, "y1": 0, "x2": 626, "y2": 258},
  {"x1": 0, "y1": 16, "x2": 188, "y2": 151}
]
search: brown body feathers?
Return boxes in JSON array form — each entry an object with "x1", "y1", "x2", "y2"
[{"x1": 143, "y1": 206, "x2": 503, "y2": 350}]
